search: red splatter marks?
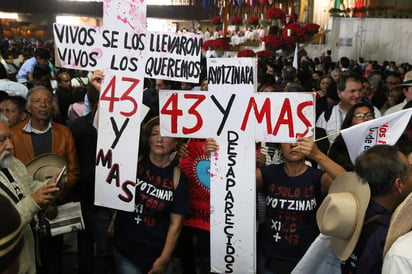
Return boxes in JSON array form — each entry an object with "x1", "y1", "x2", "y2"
[{"x1": 116, "y1": 15, "x2": 135, "y2": 30}]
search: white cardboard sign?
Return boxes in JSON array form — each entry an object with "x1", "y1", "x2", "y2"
[
  {"x1": 53, "y1": 26, "x2": 202, "y2": 83},
  {"x1": 159, "y1": 58, "x2": 315, "y2": 273}
]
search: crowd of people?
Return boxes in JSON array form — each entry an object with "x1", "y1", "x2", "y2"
[{"x1": 0, "y1": 31, "x2": 412, "y2": 274}]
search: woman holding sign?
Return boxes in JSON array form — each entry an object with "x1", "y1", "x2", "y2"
[
  {"x1": 206, "y1": 137, "x2": 345, "y2": 274},
  {"x1": 113, "y1": 116, "x2": 190, "y2": 274}
]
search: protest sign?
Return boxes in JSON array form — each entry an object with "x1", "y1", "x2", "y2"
[
  {"x1": 53, "y1": 0, "x2": 202, "y2": 211},
  {"x1": 53, "y1": 27, "x2": 202, "y2": 83},
  {"x1": 341, "y1": 108, "x2": 412, "y2": 163},
  {"x1": 159, "y1": 91, "x2": 315, "y2": 142},
  {"x1": 160, "y1": 58, "x2": 315, "y2": 273},
  {"x1": 145, "y1": 32, "x2": 203, "y2": 83}
]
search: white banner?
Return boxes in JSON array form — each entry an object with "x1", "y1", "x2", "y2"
[
  {"x1": 159, "y1": 91, "x2": 315, "y2": 143},
  {"x1": 341, "y1": 108, "x2": 412, "y2": 164},
  {"x1": 53, "y1": 25, "x2": 201, "y2": 83}
]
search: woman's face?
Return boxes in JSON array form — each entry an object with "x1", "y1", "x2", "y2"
[
  {"x1": 280, "y1": 143, "x2": 305, "y2": 162},
  {"x1": 320, "y1": 77, "x2": 331, "y2": 92},
  {"x1": 351, "y1": 106, "x2": 375, "y2": 126},
  {"x1": 149, "y1": 125, "x2": 177, "y2": 156}
]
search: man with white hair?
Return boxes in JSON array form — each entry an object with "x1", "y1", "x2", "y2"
[{"x1": 0, "y1": 115, "x2": 60, "y2": 274}]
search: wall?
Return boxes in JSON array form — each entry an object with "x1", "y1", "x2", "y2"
[{"x1": 325, "y1": 17, "x2": 412, "y2": 63}]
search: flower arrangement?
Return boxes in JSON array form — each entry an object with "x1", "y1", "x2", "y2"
[
  {"x1": 329, "y1": 8, "x2": 343, "y2": 16},
  {"x1": 302, "y1": 23, "x2": 320, "y2": 33},
  {"x1": 211, "y1": 16, "x2": 222, "y2": 25},
  {"x1": 283, "y1": 23, "x2": 307, "y2": 42},
  {"x1": 229, "y1": 16, "x2": 243, "y2": 25},
  {"x1": 261, "y1": 34, "x2": 283, "y2": 51},
  {"x1": 281, "y1": 36, "x2": 297, "y2": 51},
  {"x1": 266, "y1": 8, "x2": 285, "y2": 20},
  {"x1": 248, "y1": 16, "x2": 260, "y2": 26},
  {"x1": 202, "y1": 38, "x2": 230, "y2": 51},
  {"x1": 237, "y1": 49, "x2": 256, "y2": 57},
  {"x1": 256, "y1": 49, "x2": 275, "y2": 59}
]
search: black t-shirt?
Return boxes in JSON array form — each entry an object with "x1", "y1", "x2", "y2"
[
  {"x1": 114, "y1": 158, "x2": 190, "y2": 269},
  {"x1": 259, "y1": 164, "x2": 324, "y2": 263}
]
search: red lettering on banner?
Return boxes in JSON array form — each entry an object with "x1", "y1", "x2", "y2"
[
  {"x1": 100, "y1": 76, "x2": 139, "y2": 116},
  {"x1": 240, "y1": 97, "x2": 272, "y2": 133},
  {"x1": 378, "y1": 124, "x2": 388, "y2": 144},
  {"x1": 161, "y1": 93, "x2": 183, "y2": 133},
  {"x1": 183, "y1": 94, "x2": 206, "y2": 134},
  {"x1": 118, "y1": 180, "x2": 137, "y2": 202},
  {"x1": 101, "y1": 76, "x2": 119, "y2": 112},
  {"x1": 273, "y1": 99, "x2": 294, "y2": 137},
  {"x1": 296, "y1": 101, "x2": 314, "y2": 138},
  {"x1": 120, "y1": 77, "x2": 139, "y2": 117}
]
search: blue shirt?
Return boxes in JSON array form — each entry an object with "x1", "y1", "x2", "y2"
[{"x1": 16, "y1": 57, "x2": 37, "y2": 81}]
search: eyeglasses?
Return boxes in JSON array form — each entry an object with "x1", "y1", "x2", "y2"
[{"x1": 354, "y1": 112, "x2": 374, "y2": 120}]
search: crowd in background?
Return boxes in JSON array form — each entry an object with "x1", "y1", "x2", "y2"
[{"x1": 1, "y1": 32, "x2": 412, "y2": 274}]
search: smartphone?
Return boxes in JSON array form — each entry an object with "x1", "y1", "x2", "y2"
[{"x1": 55, "y1": 166, "x2": 66, "y2": 188}]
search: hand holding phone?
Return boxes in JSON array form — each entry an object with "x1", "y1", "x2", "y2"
[{"x1": 55, "y1": 166, "x2": 66, "y2": 188}]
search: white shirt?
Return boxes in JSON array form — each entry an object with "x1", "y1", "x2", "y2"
[
  {"x1": 384, "y1": 99, "x2": 407, "y2": 116},
  {"x1": 382, "y1": 230, "x2": 412, "y2": 274},
  {"x1": 316, "y1": 103, "x2": 382, "y2": 145}
]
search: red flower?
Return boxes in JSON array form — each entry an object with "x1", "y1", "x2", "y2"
[
  {"x1": 211, "y1": 16, "x2": 222, "y2": 25},
  {"x1": 329, "y1": 8, "x2": 342, "y2": 13},
  {"x1": 202, "y1": 38, "x2": 230, "y2": 51},
  {"x1": 262, "y1": 34, "x2": 283, "y2": 50},
  {"x1": 281, "y1": 36, "x2": 297, "y2": 50},
  {"x1": 229, "y1": 16, "x2": 243, "y2": 25},
  {"x1": 283, "y1": 23, "x2": 306, "y2": 42},
  {"x1": 256, "y1": 49, "x2": 275, "y2": 59},
  {"x1": 302, "y1": 23, "x2": 320, "y2": 33},
  {"x1": 248, "y1": 16, "x2": 260, "y2": 26},
  {"x1": 237, "y1": 49, "x2": 256, "y2": 57},
  {"x1": 266, "y1": 8, "x2": 285, "y2": 20}
]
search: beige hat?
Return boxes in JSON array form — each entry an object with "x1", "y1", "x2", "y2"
[
  {"x1": 383, "y1": 192, "x2": 412, "y2": 257},
  {"x1": 316, "y1": 172, "x2": 371, "y2": 261},
  {"x1": 25, "y1": 153, "x2": 66, "y2": 181},
  {"x1": 395, "y1": 71, "x2": 412, "y2": 88}
]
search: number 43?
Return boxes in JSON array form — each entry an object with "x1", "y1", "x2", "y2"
[
  {"x1": 161, "y1": 93, "x2": 206, "y2": 134},
  {"x1": 100, "y1": 76, "x2": 140, "y2": 117}
]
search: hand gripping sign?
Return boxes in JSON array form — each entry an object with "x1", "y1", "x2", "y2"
[{"x1": 159, "y1": 58, "x2": 315, "y2": 273}]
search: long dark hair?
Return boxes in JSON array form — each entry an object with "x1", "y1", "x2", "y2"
[
  {"x1": 328, "y1": 102, "x2": 374, "y2": 171},
  {"x1": 340, "y1": 102, "x2": 374, "y2": 130}
]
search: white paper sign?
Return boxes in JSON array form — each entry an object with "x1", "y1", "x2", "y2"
[
  {"x1": 159, "y1": 58, "x2": 315, "y2": 273},
  {"x1": 159, "y1": 91, "x2": 315, "y2": 143},
  {"x1": 341, "y1": 108, "x2": 412, "y2": 163},
  {"x1": 145, "y1": 32, "x2": 203, "y2": 83},
  {"x1": 53, "y1": 26, "x2": 202, "y2": 83}
]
